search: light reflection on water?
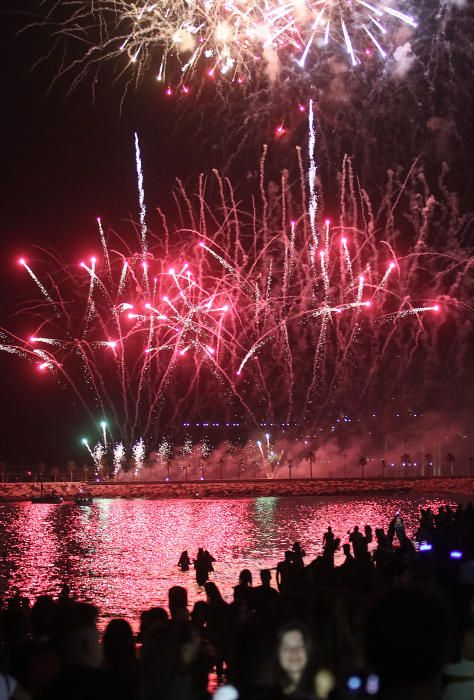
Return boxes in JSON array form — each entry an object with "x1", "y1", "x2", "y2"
[{"x1": 0, "y1": 494, "x2": 458, "y2": 629}]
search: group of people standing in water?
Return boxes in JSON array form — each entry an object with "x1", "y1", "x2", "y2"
[
  {"x1": 178, "y1": 548, "x2": 216, "y2": 585},
  {"x1": 178, "y1": 512, "x2": 407, "y2": 589}
]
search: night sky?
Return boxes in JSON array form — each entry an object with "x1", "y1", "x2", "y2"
[{"x1": 0, "y1": 1, "x2": 472, "y2": 466}]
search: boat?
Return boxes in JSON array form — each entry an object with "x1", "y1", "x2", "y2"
[
  {"x1": 31, "y1": 492, "x2": 64, "y2": 504},
  {"x1": 74, "y1": 493, "x2": 93, "y2": 506},
  {"x1": 31, "y1": 481, "x2": 64, "y2": 504}
]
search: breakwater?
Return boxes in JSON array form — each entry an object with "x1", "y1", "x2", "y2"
[{"x1": 0, "y1": 476, "x2": 473, "y2": 501}]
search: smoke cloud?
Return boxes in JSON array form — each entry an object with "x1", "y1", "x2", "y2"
[
  {"x1": 114, "y1": 410, "x2": 473, "y2": 481},
  {"x1": 392, "y1": 42, "x2": 415, "y2": 78}
]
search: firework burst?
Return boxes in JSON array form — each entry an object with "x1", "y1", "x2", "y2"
[
  {"x1": 1, "y1": 115, "x2": 472, "y2": 453},
  {"x1": 257, "y1": 433, "x2": 285, "y2": 478},
  {"x1": 44, "y1": 0, "x2": 420, "y2": 90}
]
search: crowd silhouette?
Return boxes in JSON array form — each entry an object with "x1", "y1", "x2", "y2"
[{"x1": 0, "y1": 503, "x2": 473, "y2": 699}]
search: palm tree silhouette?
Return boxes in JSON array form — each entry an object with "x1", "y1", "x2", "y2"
[
  {"x1": 306, "y1": 451, "x2": 316, "y2": 479},
  {"x1": 446, "y1": 453, "x2": 455, "y2": 477},
  {"x1": 424, "y1": 453, "x2": 433, "y2": 478},
  {"x1": 288, "y1": 459, "x2": 294, "y2": 479},
  {"x1": 359, "y1": 456, "x2": 367, "y2": 479},
  {"x1": 66, "y1": 460, "x2": 77, "y2": 482}
]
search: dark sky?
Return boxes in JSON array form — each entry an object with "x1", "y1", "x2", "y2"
[{"x1": 0, "y1": 2, "x2": 472, "y2": 466}]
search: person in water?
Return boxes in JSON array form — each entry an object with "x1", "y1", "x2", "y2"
[
  {"x1": 178, "y1": 551, "x2": 191, "y2": 572},
  {"x1": 194, "y1": 548, "x2": 216, "y2": 586},
  {"x1": 322, "y1": 526, "x2": 335, "y2": 549},
  {"x1": 203, "y1": 549, "x2": 216, "y2": 573}
]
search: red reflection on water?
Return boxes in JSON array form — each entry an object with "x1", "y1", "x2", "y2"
[
  {"x1": 0, "y1": 495, "x2": 457, "y2": 630},
  {"x1": 1, "y1": 504, "x2": 58, "y2": 598}
]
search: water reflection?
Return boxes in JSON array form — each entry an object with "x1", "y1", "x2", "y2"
[{"x1": 0, "y1": 494, "x2": 457, "y2": 629}]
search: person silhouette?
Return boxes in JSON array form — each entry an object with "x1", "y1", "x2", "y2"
[
  {"x1": 194, "y1": 548, "x2": 215, "y2": 586},
  {"x1": 323, "y1": 537, "x2": 341, "y2": 567},
  {"x1": 323, "y1": 527, "x2": 335, "y2": 549},
  {"x1": 291, "y1": 542, "x2": 306, "y2": 569},
  {"x1": 349, "y1": 526, "x2": 367, "y2": 559},
  {"x1": 276, "y1": 551, "x2": 296, "y2": 593},
  {"x1": 233, "y1": 569, "x2": 253, "y2": 609},
  {"x1": 178, "y1": 550, "x2": 191, "y2": 572},
  {"x1": 252, "y1": 569, "x2": 279, "y2": 620},
  {"x1": 203, "y1": 549, "x2": 216, "y2": 573},
  {"x1": 389, "y1": 511, "x2": 406, "y2": 544}
]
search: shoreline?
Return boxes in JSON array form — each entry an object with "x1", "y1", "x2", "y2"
[{"x1": 0, "y1": 476, "x2": 473, "y2": 502}]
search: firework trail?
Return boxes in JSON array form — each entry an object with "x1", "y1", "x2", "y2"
[
  {"x1": 308, "y1": 99, "x2": 318, "y2": 254},
  {"x1": 18, "y1": 258, "x2": 57, "y2": 309},
  {"x1": 135, "y1": 132, "x2": 148, "y2": 259}
]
